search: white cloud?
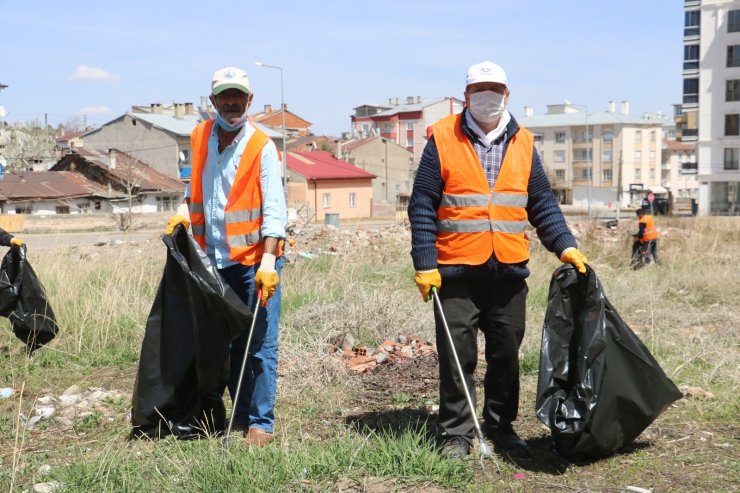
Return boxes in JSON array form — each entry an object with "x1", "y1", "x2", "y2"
[
  {"x1": 68, "y1": 65, "x2": 120, "y2": 81},
  {"x1": 76, "y1": 106, "x2": 111, "y2": 115}
]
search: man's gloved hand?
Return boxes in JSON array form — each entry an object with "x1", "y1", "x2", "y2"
[
  {"x1": 164, "y1": 203, "x2": 191, "y2": 235},
  {"x1": 560, "y1": 247, "x2": 588, "y2": 274},
  {"x1": 255, "y1": 253, "x2": 279, "y2": 307},
  {"x1": 9, "y1": 238, "x2": 23, "y2": 247},
  {"x1": 414, "y1": 269, "x2": 441, "y2": 302}
]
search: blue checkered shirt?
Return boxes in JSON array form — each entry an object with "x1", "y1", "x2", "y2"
[{"x1": 471, "y1": 130, "x2": 508, "y2": 190}]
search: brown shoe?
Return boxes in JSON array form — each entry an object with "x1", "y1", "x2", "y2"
[{"x1": 245, "y1": 427, "x2": 274, "y2": 447}]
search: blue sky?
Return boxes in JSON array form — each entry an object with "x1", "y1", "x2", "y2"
[{"x1": 1, "y1": 1, "x2": 682, "y2": 136}]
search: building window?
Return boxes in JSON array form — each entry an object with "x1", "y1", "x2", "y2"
[
  {"x1": 649, "y1": 168, "x2": 655, "y2": 179},
  {"x1": 555, "y1": 169, "x2": 565, "y2": 180},
  {"x1": 727, "y1": 80, "x2": 740, "y2": 101},
  {"x1": 581, "y1": 168, "x2": 591, "y2": 179},
  {"x1": 178, "y1": 149, "x2": 190, "y2": 164},
  {"x1": 635, "y1": 150, "x2": 642, "y2": 161},
  {"x1": 603, "y1": 169, "x2": 612, "y2": 181},
  {"x1": 683, "y1": 79, "x2": 699, "y2": 103},
  {"x1": 383, "y1": 123, "x2": 392, "y2": 133},
  {"x1": 684, "y1": 44, "x2": 699, "y2": 70},
  {"x1": 94, "y1": 201, "x2": 102, "y2": 210},
  {"x1": 724, "y1": 148, "x2": 740, "y2": 170},
  {"x1": 635, "y1": 168, "x2": 642, "y2": 180},
  {"x1": 322, "y1": 193, "x2": 330, "y2": 208},
  {"x1": 554, "y1": 150, "x2": 565, "y2": 163},
  {"x1": 406, "y1": 121, "x2": 414, "y2": 131},
  {"x1": 406, "y1": 137, "x2": 413, "y2": 147},
  {"x1": 156, "y1": 196, "x2": 176, "y2": 212},
  {"x1": 728, "y1": 45, "x2": 740, "y2": 67},
  {"x1": 685, "y1": 9, "x2": 700, "y2": 36},
  {"x1": 726, "y1": 114, "x2": 740, "y2": 136},
  {"x1": 603, "y1": 129, "x2": 613, "y2": 143},
  {"x1": 729, "y1": 9, "x2": 740, "y2": 33},
  {"x1": 56, "y1": 206, "x2": 70, "y2": 214},
  {"x1": 602, "y1": 150, "x2": 613, "y2": 162},
  {"x1": 15, "y1": 206, "x2": 32, "y2": 214},
  {"x1": 635, "y1": 130, "x2": 642, "y2": 142},
  {"x1": 574, "y1": 149, "x2": 592, "y2": 161},
  {"x1": 555, "y1": 131, "x2": 565, "y2": 143},
  {"x1": 650, "y1": 130, "x2": 656, "y2": 142},
  {"x1": 349, "y1": 192, "x2": 357, "y2": 208}
]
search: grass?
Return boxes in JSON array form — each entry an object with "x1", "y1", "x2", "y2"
[{"x1": 0, "y1": 216, "x2": 738, "y2": 492}]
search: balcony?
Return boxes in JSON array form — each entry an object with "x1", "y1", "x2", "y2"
[{"x1": 681, "y1": 162, "x2": 698, "y2": 174}]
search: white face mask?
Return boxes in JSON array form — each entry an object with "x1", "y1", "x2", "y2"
[{"x1": 468, "y1": 90, "x2": 507, "y2": 124}]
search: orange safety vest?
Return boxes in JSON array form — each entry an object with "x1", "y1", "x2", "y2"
[
  {"x1": 639, "y1": 214, "x2": 659, "y2": 242},
  {"x1": 432, "y1": 113, "x2": 533, "y2": 265},
  {"x1": 189, "y1": 119, "x2": 281, "y2": 265}
]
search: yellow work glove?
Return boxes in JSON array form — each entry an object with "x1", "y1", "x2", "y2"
[
  {"x1": 414, "y1": 269, "x2": 441, "y2": 302},
  {"x1": 255, "y1": 253, "x2": 279, "y2": 307},
  {"x1": 560, "y1": 248, "x2": 588, "y2": 274},
  {"x1": 164, "y1": 203, "x2": 191, "y2": 235},
  {"x1": 9, "y1": 238, "x2": 23, "y2": 247}
]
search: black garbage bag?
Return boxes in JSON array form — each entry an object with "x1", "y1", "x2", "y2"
[
  {"x1": 131, "y1": 225, "x2": 252, "y2": 439},
  {"x1": 0, "y1": 245, "x2": 59, "y2": 354},
  {"x1": 536, "y1": 265, "x2": 682, "y2": 459}
]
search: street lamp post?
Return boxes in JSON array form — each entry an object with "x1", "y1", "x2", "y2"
[{"x1": 255, "y1": 62, "x2": 288, "y2": 200}]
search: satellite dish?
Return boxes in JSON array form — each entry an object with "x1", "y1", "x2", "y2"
[
  {"x1": 0, "y1": 106, "x2": 6, "y2": 118},
  {"x1": 178, "y1": 151, "x2": 186, "y2": 163}
]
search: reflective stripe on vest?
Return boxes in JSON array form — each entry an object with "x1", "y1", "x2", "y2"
[{"x1": 432, "y1": 113, "x2": 533, "y2": 265}]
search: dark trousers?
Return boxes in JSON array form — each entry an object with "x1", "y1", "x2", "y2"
[{"x1": 434, "y1": 278, "x2": 527, "y2": 439}]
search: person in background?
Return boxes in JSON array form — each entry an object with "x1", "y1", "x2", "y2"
[
  {"x1": 408, "y1": 61, "x2": 588, "y2": 459},
  {"x1": 634, "y1": 208, "x2": 660, "y2": 265},
  {"x1": 165, "y1": 66, "x2": 287, "y2": 448},
  {"x1": 0, "y1": 229, "x2": 24, "y2": 248}
]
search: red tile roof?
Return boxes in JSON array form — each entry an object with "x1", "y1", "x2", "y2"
[{"x1": 287, "y1": 151, "x2": 375, "y2": 180}]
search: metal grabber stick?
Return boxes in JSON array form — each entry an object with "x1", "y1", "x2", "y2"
[
  {"x1": 431, "y1": 287, "x2": 495, "y2": 465},
  {"x1": 222, "y1": 290, "x2": 263, "y2": 453}
]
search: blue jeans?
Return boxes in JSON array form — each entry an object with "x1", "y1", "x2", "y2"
[{"x1": 218, "y1": 256, "x2": 284, "y2": 433}]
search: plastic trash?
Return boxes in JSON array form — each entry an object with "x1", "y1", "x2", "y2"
[
  {"x1": 0, "y1": 387, "x2": 14, "y2": 399},
  {"x1": 536, "y1": 265, "x2": 682, "y2": 459},
  {"x1": 130, "y1": 225, "x2": 253, "y2": 439},
  {"x1": 0, "y1": 245, "x2": 58, "y2": 354}
]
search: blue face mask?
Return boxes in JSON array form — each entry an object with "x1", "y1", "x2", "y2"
[{"x1": 216, "y1": 113, "x2": 247, "y2": 132}]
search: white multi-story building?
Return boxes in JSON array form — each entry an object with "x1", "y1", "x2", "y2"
[
  {"x1": 682, "y1": 0, "x2": 740, "y2": 215},
  {"x1": 520, "y1": 102, "x2": 667, "y2": 209}
]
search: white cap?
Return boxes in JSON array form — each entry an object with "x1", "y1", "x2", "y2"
[
  {"x1": 211, "y1": 67, "x2": 251, "y2": 95},
  {"x1": 465, "y1": 61, "x2": 507, "y2": 87}
]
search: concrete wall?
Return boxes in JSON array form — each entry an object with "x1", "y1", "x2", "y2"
[
  {"x1": 346, "y1": 139, "x2": 413, "y2": 205},
  {"x1": 83, "y1": 115, "x2": 185, "y2": 179}
]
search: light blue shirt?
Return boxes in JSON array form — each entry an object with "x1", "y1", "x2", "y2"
[{"x1": 186, "y1": 121, "x2": 287, "y2": 268}]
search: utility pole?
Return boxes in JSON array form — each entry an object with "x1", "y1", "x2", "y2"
[
  {"x1": 384, "y1": 138, "x2": 389, "y2": 202},
  {"x1": 616, "y1": 150, "x2": 623, "y2": 222}
]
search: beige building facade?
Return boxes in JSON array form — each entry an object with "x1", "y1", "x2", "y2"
[{"x1": 520, "y1": 102, "x2": 667, "y2": 209}]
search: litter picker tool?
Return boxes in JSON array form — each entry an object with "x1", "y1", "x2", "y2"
[
  {"x1": 222, "y1": 290, "x2": 263, "y2": 454},
  {"x1": 431, "y1": 287, "x2": 496, "y2": 466}
]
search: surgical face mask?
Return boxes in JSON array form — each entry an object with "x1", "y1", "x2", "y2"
[
  {"x1": 216, "y1": 112, "x2": 247, "y2": 132},
  {"x1": 468, "y1": 90, "x2": 507, "y2": 124}
]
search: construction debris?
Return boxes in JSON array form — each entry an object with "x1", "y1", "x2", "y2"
[{"x1": 327, "y1": 331, "x2": 437, "y2": 373}]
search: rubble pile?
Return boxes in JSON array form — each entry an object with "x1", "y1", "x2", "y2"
[
  {"x1": 327, "y1": 331, "x2": 437, "y2": 374},
  {"x1": 284, "y1": 221, "x2": 410, "y2": 260},
  {"x1": 24, "y1": 385, "x2": 124, "y2": 430}
]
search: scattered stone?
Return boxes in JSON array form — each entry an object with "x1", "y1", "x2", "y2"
[
  {"x1": 37, "y1": 464, "x2": 52, "y2": 475},
  {"x1": 33, "y1": 480, "x2": 61, "y2": 493},
  {"x1": 680, "y1": 385, "x2": 714, "y2": 400}
]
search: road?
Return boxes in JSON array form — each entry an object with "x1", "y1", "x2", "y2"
[{"x1": 19, "y1": 229, "x2": 163, "y2": 251}]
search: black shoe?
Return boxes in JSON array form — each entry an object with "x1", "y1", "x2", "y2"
[
  {"x1": 486, "y1": 424, "x2": 528, "y2": 452},
  {"x1": 437, "y1": 435, "x2": 472, "y2": 459}
]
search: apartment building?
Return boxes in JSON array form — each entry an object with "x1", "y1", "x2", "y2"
[
  {"x1": 350, "y1": 96, "x2": 464, "y2": 165},
  {"x1": 680, "y1": 0, "x2": 740, "y2": 214},
  {"x1": 520, "y1": 102, "x2": 666, "y2": 208}
]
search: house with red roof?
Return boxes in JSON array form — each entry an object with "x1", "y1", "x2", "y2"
[{"x1": 286, "y1": 151, "x2": 375, "y2": 221}]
